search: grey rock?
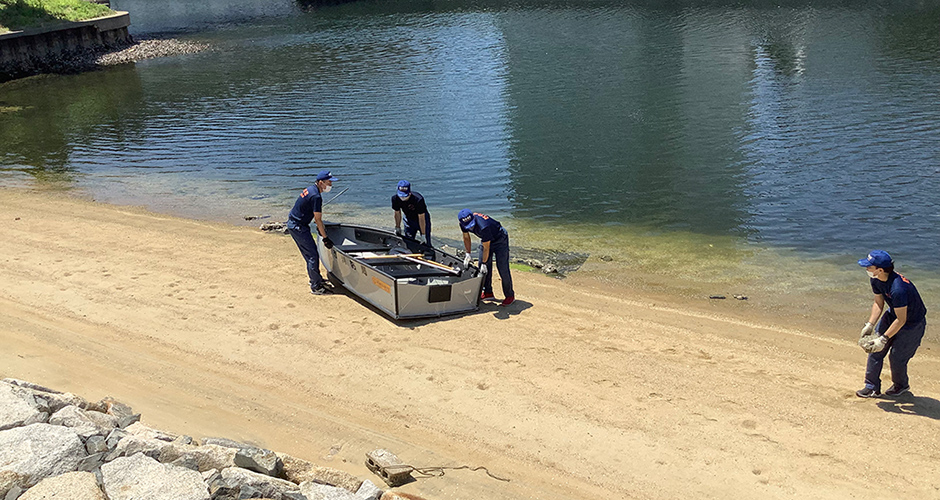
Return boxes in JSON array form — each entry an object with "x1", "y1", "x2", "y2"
[
  {"x1": 31, "y1": 392, "x2": 89, "y2": 414},
  {"x1": 216, "y1": 467, "x2": 301, "y2": 500},
  {"x1": 117, "y1": 414, "x2": 141, "y2": 429},
  {"x1": 108, "y1": 435, "x2": 172, "y2": 462},
  {"x1": 101, "y1": 453, "x2": 209, "y2": 500},
  {"x1": 105, "y1": 428, "x2": 128, "y2": 450},
  {"x1": 300, "y1": 481, "x2": 358, "y2": 500},
  {"x1": 75, "y1": 452, "x2": 106, "y2": 472},
  {"x1": 4, "y1": 485, "x2": 25, "y2": 500},
  {"x1": 380, "y1": 492, "x2": 431, "y2": 500},
  {"x1": 280, "y1": 454, "x2": 362, "y2": 492},
  {"x1": 85, "y1": 436, "x2": 108, "y2": 454},
  {"x1": 174, "y1": 435, "x2": 195, "y2": 445},
  {"x1": 161, "y1": 443, "x2": 238, "y2": 472},
  {"x1": 48, "y1": 406, "x2": 118, "y2": 438},
  {"x1": 202, "y1": 437, "x2": 253, "y2": 451},
  {"x1": 170, "y1": 454, "x2": 200, "y2": 471},
  {"x1": 124, "y1": 422, "x2": 177, "y2": 442},
  {"x1": 0, "y1": 380, "x2": 60, "y2": 395},
  {"x1": 0, "y1": 423, "x2": 87, "y2": 496},
  {"x1": 18, "y1": 471, "x2": 105, "y2": 500},
  {"x1": 355, "y1": 480, "x2": 382, "y2": 500},
  {"x1": 94, "y1": 397, "x2": 135, "y2": 419},
  {"x1": 0, "y1": 384, "x2": 46, "y2": 431},
  {"x1": 542, "y1": 263, "x2": 558, "y2": 274},
  {"x1": 234, "y1": 447, "x2": 283, "y2": 477}
]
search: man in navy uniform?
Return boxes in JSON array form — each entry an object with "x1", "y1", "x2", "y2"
[
  {"x1": 287, "y1": 170, "x2": 337, "y2": 295},
  {"x1": 392, "y1": 180, "x2": 431, "y2": 246},
  {"x1": 855, "y1": 250, "x2": 927, "y2": 398},
  {"x1": 458, "y1": 209, "x2": 514, "y2": 306}
]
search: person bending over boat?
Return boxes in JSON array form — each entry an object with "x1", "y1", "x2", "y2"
[
  {"x1": 287, "y1": 170, "x2": 337, "y2": 295},
  {"x1": 392, "y1": 180, "x2": 431, "y2": 246},
  {"x1": 458, "y1": 209, "x2": 514, "y2": 306}
]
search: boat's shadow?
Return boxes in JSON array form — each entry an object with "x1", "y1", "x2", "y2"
[{"x1": 329, "y1": 282, "x2": 531, "y2": 324}]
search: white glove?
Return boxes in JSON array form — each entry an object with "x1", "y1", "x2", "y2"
[
  {"x1": 463, "y1": 254, "x2": 472, "y2": 268},
  {"x1": 859, "y1": 322, "x2": 874, "y2": 338},
  {"x1": 479, "y1": 265, "x2": 487, "y2": 275},
  {"x1": 863, "y1": 335, "x2": 889, "y2": 354}
]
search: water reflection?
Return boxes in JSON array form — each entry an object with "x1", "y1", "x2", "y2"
[
  {"x1": 1, "y1": 0, "x2": 939, "y2": 267},
  {"x1": 502, "y1": 7, "x2": 752, "y2": 235},
  {"x1": 0, "y1": 66, "x2": 145, "y2": 183}
]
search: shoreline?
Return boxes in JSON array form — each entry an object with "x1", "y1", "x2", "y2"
[{"x1": 2, "y1": 186, "x2": 939, "y2": 499}]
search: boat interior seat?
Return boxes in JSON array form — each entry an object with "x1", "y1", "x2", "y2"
[{"x1": 339, "y1": 244, "x2": 393, "y2": 253}]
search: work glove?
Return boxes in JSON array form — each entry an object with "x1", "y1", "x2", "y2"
[
  {"x1": 858, "y1": 322, "x2": 878, "y2": 350},
  {"x1": 862, "y1": 335, "x2": 889, "y2": 354},
  {"x1": 479, "y1": 265, "x2": 488, "y2": 276},
  {"x1": 395, "y1": 228, "x2": 402, "y2": 237},
  {"x1": 322, "y1": 237, "x2": 334, "y2": 249},
  {"x1": 463, "y1": 254, "x2": 472, "y2": 268}
]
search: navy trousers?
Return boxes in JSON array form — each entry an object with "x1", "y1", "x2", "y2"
[
  {"x1": 864, "y1": 315, "x2": 926, "y2": 392},
  {"x1": 479, "y1": 229, "x2": 513, "y2": 299},
  {"x1": 403, "y1": 217, "x2": 431, "y2": 246},
  {"x1": 287, "y1": 220, "x2": 324, "y2": 290}
]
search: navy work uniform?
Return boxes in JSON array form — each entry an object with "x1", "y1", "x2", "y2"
[
  {"x1": 858, "y1": 250, "x2": 927, "y2": 396},
  {"x1": 458, "y1": 209, "x2": 514, "y2": 306},
  {"x1": 287, "y1": 170, "x2": 337, "y2": 294},
  {"x1": 392, "y1": 180, "x2": 431, "y2": 246}
]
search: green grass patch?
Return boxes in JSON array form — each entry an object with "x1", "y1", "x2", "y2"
[
  {"x1": 0, "y1": 0, "x2": 112, "y2": 32},
  {"x1": 509, "y1": 262, "x2": 537, "y2": 273}
]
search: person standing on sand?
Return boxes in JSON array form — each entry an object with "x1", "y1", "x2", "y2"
[
  {"x1": 855, "y1": 250, "x2": 927, "y2": 398},
  {"x1": 392, "y1": 180, "x2": 431, "y2": 246},
  {"x1": 458, "y1": 209, "x2": 514, "y2": 306},
  {"x1": 287, "y1": 170, "x2": 337, "y2": 295}
]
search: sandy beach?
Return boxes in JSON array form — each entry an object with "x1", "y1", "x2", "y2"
[{"x1": 1, "y1": 187, "x2": 938, "y2": 500}]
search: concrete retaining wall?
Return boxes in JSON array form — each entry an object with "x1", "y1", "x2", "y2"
[{"x1": 0, "y1": 12, "x2": 130, "y2": 82}]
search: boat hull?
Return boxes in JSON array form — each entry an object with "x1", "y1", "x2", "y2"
[{"x1": 317, "y1": 223, "x2": 482, "y2": 319}]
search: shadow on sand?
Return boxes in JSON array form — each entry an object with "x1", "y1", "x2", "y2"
[{"x1": 876, "y1": 393, "x2": 940, "y2": 420}]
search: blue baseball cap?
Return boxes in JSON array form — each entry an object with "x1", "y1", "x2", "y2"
[
  {"x1": 316, "y1": 170, "x2": 337, "y2": 182},
  {"x1": 458, "y1": 209, "x2": 475, "y2": 230},
  {"x1": 397, "y1": 180, "x2": 411, "y2": 198},
  {"x1": 858, "y1": 250, "x2": 893, "y2": 269}
]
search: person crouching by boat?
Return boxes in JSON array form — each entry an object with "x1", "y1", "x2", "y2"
[
  {"x1": 458, "y1": 209, "x2": 514, "y2": 306},
  {"x1": 287, "y1": 170, "x2": 337, "y2": 295},
  {"x1": 392, "y1": 180, "x2": 432, "y2": 246}
]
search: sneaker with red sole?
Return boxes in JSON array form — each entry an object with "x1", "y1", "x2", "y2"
[
  {"x1": 500, "y1": 296, "x2": 515, "y2": 306},
  {"x1": 481, "y1": 292, "x2": 496, "y2": 301}
]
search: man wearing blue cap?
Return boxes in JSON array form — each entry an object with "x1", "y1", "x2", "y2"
[
  {"x1": 391, "y1": 180, "x2": 431, "y2": 246},
  {"x1": 287, "y1": 170, "x2": 337, "y2": 295},
  {"x1": 855, "y1": 250, "x2": 927, "y2": 398},
  {"x1": 458, "y1": 209, "x2": 514, "y2": 306}
]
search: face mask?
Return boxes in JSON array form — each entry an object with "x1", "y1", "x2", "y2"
[
  {"x1": 867, "y1": 270, "x2": 876, "y2": 278},
  {"x1": 322, "y1": 184, "x2": 332, "y2": 193},
  {"x1": 398, "y1": 195, "x2": 409, "y2": 200}
]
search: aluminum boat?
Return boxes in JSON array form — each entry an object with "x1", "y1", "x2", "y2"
[{"x1": 317, "y1": 223, "x2": 483, "y2": 319}]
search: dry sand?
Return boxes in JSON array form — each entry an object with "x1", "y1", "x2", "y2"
[{"x1": 1, "y1": 187, "x2": 938, "y2": 500}]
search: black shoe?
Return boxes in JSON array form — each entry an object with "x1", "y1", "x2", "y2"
[
  {"x1": 311, "y1": 286, "x2": 332, "y2": 295},
  {"x1": 856, "y1": 387, "x2": 881, "y2": 398},
  {"x1": 884, "y1": 385, "x2": 911, "y2": 397}
]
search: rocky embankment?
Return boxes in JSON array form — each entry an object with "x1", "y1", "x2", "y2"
[{"x1": 0, "y1": 378, "x2": 423, "y2": 500}]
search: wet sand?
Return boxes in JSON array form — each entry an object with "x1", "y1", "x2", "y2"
[{"x1": 1, "y1": 187, "x2": 938, "y2": 500}]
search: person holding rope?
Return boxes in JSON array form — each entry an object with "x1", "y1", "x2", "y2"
[
  {"x1": 392, "y1": 180, "x2": 432, "y2": 247},
  {"x1": 287, "y1": 170, "x2": 337, "y2": 295},
  {"x1": 855, "y1": 250, "x2": 927, "y2": 398}
]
